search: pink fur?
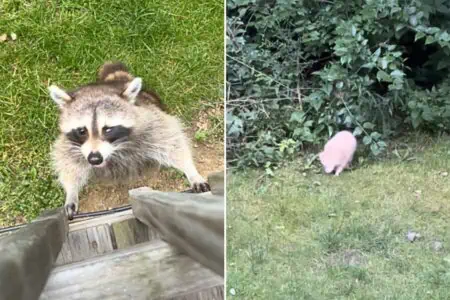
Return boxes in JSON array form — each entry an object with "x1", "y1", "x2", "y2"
[{"x1": 319, "y1": 130, "x2": 357, "y2": 176}]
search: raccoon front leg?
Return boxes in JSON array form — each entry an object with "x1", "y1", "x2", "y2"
[
  {"x1": 181, "y1": 159, "x2": 211, "y2": 193},
  {"x1": 166, "y1": 144, "x2": 210, "y2": 193},
  {"x1": 58, "y1": 171, "x2": 90, "y2": 220},
  {"x1": 334, "y1": 165, "x2": 345, "y2": 176}
]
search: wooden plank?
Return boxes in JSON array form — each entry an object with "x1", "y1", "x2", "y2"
[
  {"x1": 208, "y1": 171, "x2": 224, "y2": 196},
  {"x1": 55, "y1": 224, "x2": 115, "y2": 266},
  {"x1": 0, "y1": 208, "x2": 67, "y2": 300},
  {"x1": 40, "y1": 241, "x2": 223, "y2": 300},
  {"x1": 54, "y1": 241, "x2": 72, "y2": 266},
  {"x1": 111, "y1": 218, "x2": 152, "y2": 249},
  {"x1": 168, "y1": 285, "x2": 224, "y2": 300},
  {"x1": 68, "y1": 209, "x2": 134, "y2": 231},
  {"x1": 129, "y1": 188, "x2": 224, "y2": 277},
  {"x1": 86, "y1": 225, "x2": 114, "y2": 255},
  {"x1": 66, "y1": 230, "x2": 93, "y2": 263}
]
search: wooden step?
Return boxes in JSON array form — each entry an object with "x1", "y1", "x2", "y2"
[
  {"x1": 55, "y1": 208, "x2": 160, "y2": 266},
  {"x1": 40, "y1": 240, "x2": 224, "y2": 300}
]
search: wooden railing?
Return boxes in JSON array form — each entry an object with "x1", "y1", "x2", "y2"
[{"x1": 0, "y1": 208, "x2": 68, "y2": 300}]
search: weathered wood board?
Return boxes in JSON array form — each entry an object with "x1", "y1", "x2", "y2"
[
  {"x1": 0, "y1": 208, "x2": 68, "y2": 300},
  {"x1": 55, "y1": 208, "x2": 160, "y2": 266},
  {"x1": 130, "y1": 188, "x2": 224, "y2": 277},
  {"x1": 208, "y1": 171, "x2": 224, "y2": 196},
  {"x1": 40, "y1": 240, "x2": 224, "y2": 300},
  {"x1": 168, "y1": 285, "x2": 224, "y2": 300}
]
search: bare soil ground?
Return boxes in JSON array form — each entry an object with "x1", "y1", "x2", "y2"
[{"x1": 79, "y1": 104, "x2": 224, "y2": 213}]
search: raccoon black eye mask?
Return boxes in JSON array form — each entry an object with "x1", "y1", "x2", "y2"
[
  {"x1": 65, "y1": 125, "x2": 131, "y2": 146},
  {"x1": 102, "y1": 125, "x2": 132, "y2": 143},
  {"x1": 66, "y1": 127, "x2": 88, "y2": 146}
]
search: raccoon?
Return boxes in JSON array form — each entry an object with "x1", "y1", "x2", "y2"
[
  {"x1": 318, "y1": 130, "x2": 357, "y2": 176},
  {"x1": 49, "y1": 61, "x2": 210, "y2": 220}
]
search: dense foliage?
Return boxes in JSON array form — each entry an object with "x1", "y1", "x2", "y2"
[{"x1": 226, "y1": 0, "x2": 450, "y2": 169}]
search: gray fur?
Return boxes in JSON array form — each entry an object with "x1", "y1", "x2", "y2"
[{"x1": 50, "y1": 62, "x2": 209, "y2": 219}]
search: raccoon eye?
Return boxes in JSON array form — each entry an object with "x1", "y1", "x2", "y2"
[
  {"x1": 77, "y1": 127, "x2": 87, "y2": 136},
  {"x1": 102, "y1": 125, "x2": 132, "y2": 143}
]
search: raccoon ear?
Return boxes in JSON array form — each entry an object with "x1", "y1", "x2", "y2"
[
  {"x1": 48, "y1": 85, "x2": 72, "y2": 108},
  {"x1": 122, "y1": 77, "x2": 142, "y2": 104}
]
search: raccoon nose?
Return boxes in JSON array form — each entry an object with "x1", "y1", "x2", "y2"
[{"x1": 87, "y1": 152, "x2": 103, "y2": 165}]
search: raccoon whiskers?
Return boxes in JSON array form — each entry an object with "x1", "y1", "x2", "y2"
[{"x1": 111, "y1": 144, "x2": 170, "y2": 166}]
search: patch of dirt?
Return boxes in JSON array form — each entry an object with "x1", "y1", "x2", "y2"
[{"x1": 78, "y1": 103, "x2": 224, "y2": 213}]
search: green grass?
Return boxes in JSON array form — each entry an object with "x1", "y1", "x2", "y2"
[
  {"x1": 0, "y1": 0, "x2": 223, "y2": 226},
  {"x1": 227, "y1": 136, "x2": 450, "y2": 299}
]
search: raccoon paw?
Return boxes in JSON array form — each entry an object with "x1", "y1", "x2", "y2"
[
  {"x1": 192, "y1": 181, "x2": 211, "y2": 193},
  {"x1": 64, "y1": 202, "x2": 78, "y2": 220}
]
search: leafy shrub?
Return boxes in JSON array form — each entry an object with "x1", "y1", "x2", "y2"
[{"x1": 226, "y1": 0, "x2": 450, "y2": 169}]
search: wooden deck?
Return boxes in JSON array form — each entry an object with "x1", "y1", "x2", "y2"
[
  {"x1": 0, "y1": 171, "x2": 224, "y2": 300},
  {"x1": 41, "y1": 241, "x2": 223, "y2": 300}
]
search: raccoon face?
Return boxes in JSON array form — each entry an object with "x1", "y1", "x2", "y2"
[
  {"x1": 64, "y1": 121, "x2": 132, "y2": 168},
  {"x1": 49, "y1": 78, "x2": 142, "y2": 167}
]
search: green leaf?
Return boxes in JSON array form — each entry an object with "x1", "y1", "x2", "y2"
[
  {"x1": 390, "y1": 69, "x2": 405, "y2": 78},
  {"x1": 415, "y1": 31, "x2": 425, "y2": 41},
  {"x1": 370, "y1": 143, "x2": 381, "y2": 155},
  {"x1": 409, "y1": 15, "x2": 417, "y2": 27},
  {"x1": 425, "y1": 35, "x2": 435, "y2": 45},
  {"x1": 395, "y1": 24, "x2": 405, "y2": 32},
  {"x1": 304, "y1": 120, "x2": 314, "y2": 127},
  {"x1": 378, "y1": 141, "x2": 387, "y2": 148},
  {"x1": 407, "y1": 6, "x2": 416, "y2": 14},
  {"x1": 363, "y1": 136, "x2": 372, "y2": 145},
  {"x1": 344, "y1": 115, "x2": 352, "y2": 124},
  {"x1": 361, "y1": 62, "x2": 376, "y2": 69},
  {"x1": 363, "y1": 122, "x2": 375, "y2": 129},
  {"x1": 370, "y1": 132, "x2": 381, "y2": 140},
  {"x1": 290, "y1": 112, "x2": 305, "y2": 123},
  {"x1": 407, "y1": 101, "x2": 416, "y2": 109},
  {"x1": 387, "y1": 45, "x2": 396, "y2": 51},
  {"x1": 376, "y1": 70, "x2": 392, "y2": 82},
  {"x1": 422, "y1": 110, "x2": 434, "y2": 121},
  {"x1": 440, "y1": 31, "x2": 450, "y2": 42},
  {"x1": 293, "y1": 128, "x2": 303, "y2": 138},
  {"x1": 411, "y1": 111, "x2": 421, "y2": 129},
  {"x1": 228, "y1": 116, "x2": 243, "y2": 136},
  {"x1": 351, "y1": 25, "x2": 357, "y2": 36},
  {"x1": 373, "y1": 48, "x2": 381, "y2": 59},
  {"x1": 353, "y1": 127, "x2": 363, "y2": 136},
  {"x1": 427, "y1": 27, "x2": 440, "y2": 34},
  {"x1": 308, "y1": 92, "x2": 324, "y2": 111},
  {"x1": 336, "y1": 81, "x2": 344, "y2": 89},
  {"x1": 437, "y1": 60, "x2": 450, "y2": 70}
]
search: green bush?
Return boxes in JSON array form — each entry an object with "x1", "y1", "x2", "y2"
[{"x1": 226, "y1": 0, "x2": 450, "y2": 169}]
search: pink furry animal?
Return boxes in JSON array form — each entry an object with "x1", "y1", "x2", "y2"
[{"x1": 319, "y1": 130, "x2": 357, "y2": 176}]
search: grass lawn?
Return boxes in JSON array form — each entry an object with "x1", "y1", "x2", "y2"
[
  {"x1": 227, "y1": 135, "x2": 450, "y2": 299},
  {"x1": 0, "y1": 0, "x2": 223, "y2": 226}
]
